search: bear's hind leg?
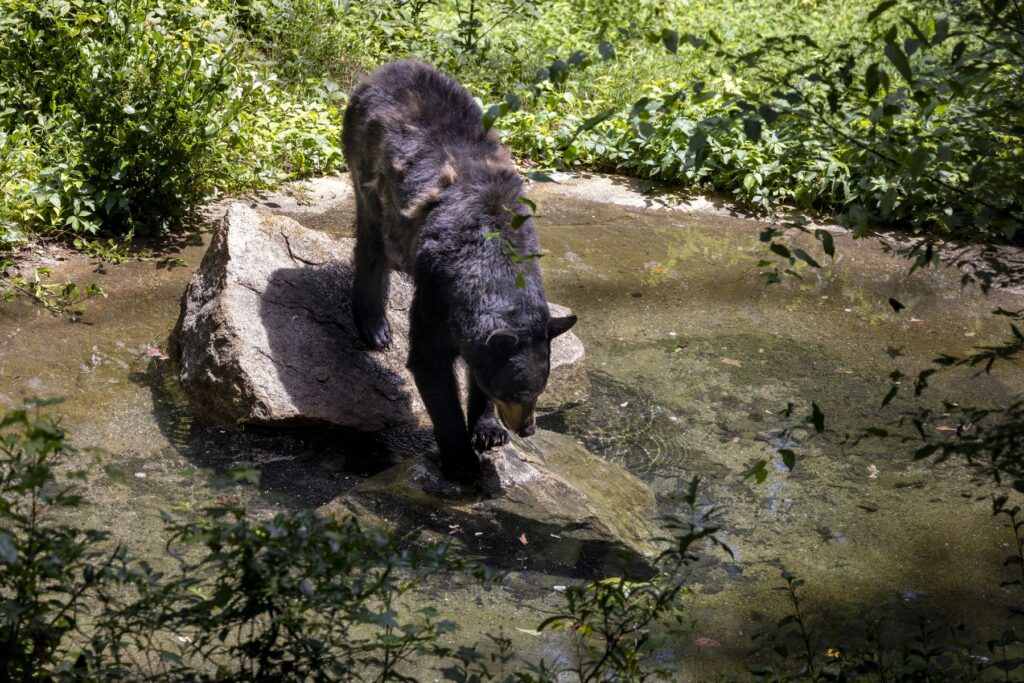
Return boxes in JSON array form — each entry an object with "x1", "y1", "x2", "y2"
[
  {"x1": 467, "y1": 378, "x2": 510, "y2": 452},
  {"x1": 351, "y1": 192, "x2": 393, "y2": 350}
]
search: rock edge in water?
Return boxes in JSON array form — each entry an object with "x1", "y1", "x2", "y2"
[
  {"x1": 318, "y1": 429, "x2": 663, "y2": 577},
  {"x1": 170, "y1": 202, "x2": 588, "y2": 430}
]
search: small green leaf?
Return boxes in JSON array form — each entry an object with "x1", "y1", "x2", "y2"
[
  {"x1": 517, "y1": 197, "x2": 536, "y2": 213},
  {"x1": 758, "y1": 104, "x2": 779, "y2": 123},
  {"x1": 865, "y1": 63, "x2": 881, "y2": 98},
  {"x1": 661, "y1": 28, "x2": 679, "y2": 54},
  {"x1": 482, "y1": 104, "x2": 503, "y2": 133},
  {"x1": 741, "y1": 460, "x2": 769, "y2": 484},
  {"x1": 932, "y1": 14, "x2": 949, "y2": 44},
  {"x1": 743, "y1": 118, "x2": 762, "y2": 142},
  {"x1": 810, "y1": 403, "x2": 825, "y2": 432},
  {"x1": 867, "y1": 0, "x2": 897, "y2": 22},
  {"x1": 525, "y1": 170, "x2": 556, "y2": 183},
  {"x1": 792, "y1": 249, "x2": 821, "y2": 269},
  {"x1": 815, "y1": 229, "x2": 835, "y2": 258},
  {"x1": 515, "y1": 272, "x2": 526, "y2": 289},
  {"x1": 779, "y1": 449, "x2": 796, "y2": 471},
  {"x1": 884, "y1": 42, "x2": 913, "y2": 82},
  {"x1": 104, "y1": 465, "x2": 127, "y2": 483},
  {"x1": 580, "y1": 108, "x2": 616, "y2": 132}
]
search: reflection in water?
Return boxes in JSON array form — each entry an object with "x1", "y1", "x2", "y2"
[{"x1": 540, "y1": 371, "x2": 706, "y2": 479}]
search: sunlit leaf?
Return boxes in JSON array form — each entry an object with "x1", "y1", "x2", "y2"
[
  {"x1": 867, "y1": 0, "x2": 897, "y2": 22},
  {"x1": 741, "y1": 460, "x2": 769, "y2": 483},
  {"x1": 662, "y1": 28, "x2": 679, "y2": 54}
]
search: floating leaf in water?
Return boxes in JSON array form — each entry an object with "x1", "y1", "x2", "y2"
[
  {"x1": 694, "y1": 636, "x2": 721, "y2": 648},
  {"x1": 810, "y1": 403, "x2": 825, "y2": 432},
  {"x1": 779, "y1": 449, "x2": 796, "y2": 471},
  {"x1": 146, "y1": 346, "x2": 169, "y2": 359},
  {"x1": 741, "y1": 460, "x2": 769, "y2": 483}
]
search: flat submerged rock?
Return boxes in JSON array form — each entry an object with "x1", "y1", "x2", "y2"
[
  {"x1": 318, "y1": 429, "x2": 663, "y2": 577},
  {"x1": 170, "y1": 202, "x2": 587, "y2": 430}
]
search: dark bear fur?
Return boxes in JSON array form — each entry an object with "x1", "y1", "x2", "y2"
[{"x1": 342, "y1": 61, "x2": 576, "y2": 486}]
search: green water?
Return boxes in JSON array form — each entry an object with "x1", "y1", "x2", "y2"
[{"x1": 0, "y1": 180, "x2": 1021, "y2": 677}]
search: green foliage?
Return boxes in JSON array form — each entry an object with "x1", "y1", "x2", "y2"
[
  {"x1": 533, "y1": 478, "x2": 731, "y2": 682},
  {"x1": 0, "y1": 0, "x2": 346, "y2": 245},
  {"x1": 856, "y1": 306, "x2": 1024, "y2": 490},
  {"x1": 0, "y1": 400, "x2": 467, "y2": 680},
  {"x1": 0, "y1": 0, "x2": 1019, "y2": 259},
  {"x1": 1, "y1": 0, "x2": 252, "y2": 235},
  {"x1": 0, "y1": 400, "x2": 743, "y2": 681},
  {"x1": 0, "y1": 398, "x2": 135, "y2": 680},
  {"x1": 755, "y1": 568, "x2": 1023, "y2": 681},
  {"x1": 128, "y1": 510, "x2": 464, "y2": 680},
  {"x1": 0, "y1": 260, "x2": 107, "y2": 315}
]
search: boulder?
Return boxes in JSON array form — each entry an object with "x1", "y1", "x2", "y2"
[
  {"x1": 317, "y1": 429, "x2": 663, "y2": 577},
  {"x1": 171, "y1": 202, "x2": 588, "y2": 430}
]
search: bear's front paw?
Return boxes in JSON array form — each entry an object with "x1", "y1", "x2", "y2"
[
  {"x1": 471, "y1": 417, "x2": 510, "y2": 453},
  {"x1": 441, "y1": 452, "x2": 484, "y2": 488},
  {"x1": 355, "y1": 314, "x2": 393, "y2": 351}
]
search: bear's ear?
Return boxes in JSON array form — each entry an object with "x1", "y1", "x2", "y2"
[
  {"x1": 485, "y1": 328, "x2": 519, "y2": 353},
  {"x1": 548, "y1": 315, "x2": 578, "y2": 339}
]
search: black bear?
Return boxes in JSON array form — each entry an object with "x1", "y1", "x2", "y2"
[{"x1": 342, "y1": 61, "x2": 576, "y2": 486}]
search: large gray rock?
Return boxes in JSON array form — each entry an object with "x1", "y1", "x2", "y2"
[
  {"x1": 171, "y1": 203, "x2": 587, "y2": 429},
  {"x1": 318, "y1": 429, "x2": 663, "y2": 577}
]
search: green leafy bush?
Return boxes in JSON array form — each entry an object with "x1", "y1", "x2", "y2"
[
  {"x1": 0, "y1": 400, "x2": 476, "y2": 680},
  {"x1": 0, "y1": 0, "x2": 348, "y2": 243},
  {"x1": 0, "y1": 398, "x2": 135, "y2": 680},
  {"x1": 0, "y1": 0, "x2": 254, "y2": 235}
]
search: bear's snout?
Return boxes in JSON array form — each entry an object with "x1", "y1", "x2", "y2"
[{"x1": 494, "y1": 399, "x2": 537, "y2": 438}]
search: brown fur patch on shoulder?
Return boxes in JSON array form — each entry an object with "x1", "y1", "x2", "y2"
[
  {"x1": 400, "y1": 185, "x2": 444, "y2": 219},
  {"x1": 401, "y1": 157, "x2": 460, "y2": 220},
  {"x1": 439, "y1": 158, "x2": 459, "y2": 185}
]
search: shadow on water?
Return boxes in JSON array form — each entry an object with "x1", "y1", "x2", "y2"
[{"x1": 138, "y1": 359, "x2": 407, "y2": 508}]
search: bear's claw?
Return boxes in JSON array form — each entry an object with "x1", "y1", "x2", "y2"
[
  {"x1": 356, "y1": 316, "x2": 393, "y2": 351},
  {"x1": 471, "y1": 417, "x2": 510, "y2": 452}
]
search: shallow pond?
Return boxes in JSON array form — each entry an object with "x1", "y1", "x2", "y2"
[{"x1": 1, "y1": 175, "x2": 1021, "y2": 677}]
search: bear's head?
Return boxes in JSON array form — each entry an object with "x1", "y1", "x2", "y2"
[{"x1": 461, "y1": 315, "x2": 577, "y2": 437}]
